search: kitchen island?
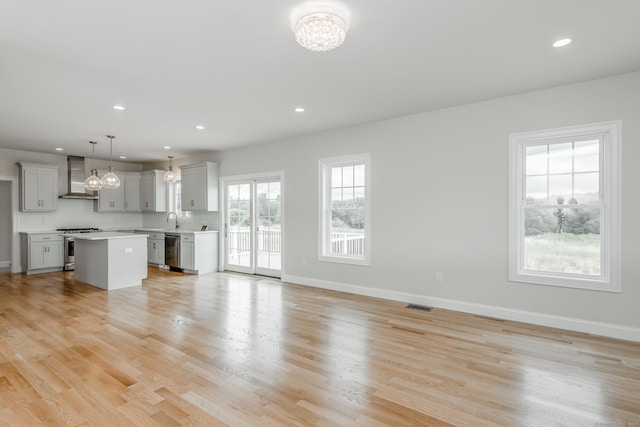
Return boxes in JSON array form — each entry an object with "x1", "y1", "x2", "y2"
[{"x1": 72, "y1": 232, "x2": 147, "y2": 290}]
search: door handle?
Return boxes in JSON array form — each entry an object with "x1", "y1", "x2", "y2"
[{"x1": 224, "y1": 223, "x2": 228, "y2": 238}]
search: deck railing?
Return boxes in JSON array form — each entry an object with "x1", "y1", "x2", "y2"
[
  {"x1": 329, "y1": 231, "x2": 365, "y2": 256},
  {"x1": 228, "y1": 228, "x2": 281, "y2": 254},
  {"x1": 228, "y1": 228, "x2": 364, "y2": 257}
]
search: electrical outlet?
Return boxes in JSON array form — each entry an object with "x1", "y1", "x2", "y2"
[
  {"x1": 302, "y1": 257, "x2": 307, "y2": 266},
  {"x1": 435, "y1": 272, "x2": 443, "y2": 282}
]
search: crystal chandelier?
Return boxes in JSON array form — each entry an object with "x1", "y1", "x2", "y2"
[
  {"x1": 83, "y1": 141, "x2": 103, "y2": 191},
  {"x1": 101, "y1": 135, "x2": 120, "y2": 189},
  {"x1": 292, "y1": 2, "x2": 350, "y2": 52},
  {"x1": 163, "y1": 156, "x2": 178, "y2": 183}
]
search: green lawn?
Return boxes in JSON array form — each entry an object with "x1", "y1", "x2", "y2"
[{"x1": 524, "y1": 233, "x2": 600, "y2": 275}]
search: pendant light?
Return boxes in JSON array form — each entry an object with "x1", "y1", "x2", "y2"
[
  {"x1": 163, "y1": 155, "x2": 178, "y2": 183},
  {"x1": 83, "y1": 141, "x2": 103, "y2": 191},
  {"x1": 101, "y1": 135, "x2": 120, "y2": 189}
]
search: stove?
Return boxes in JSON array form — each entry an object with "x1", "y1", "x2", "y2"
[
  {"x1": 57, "y1": 227, "x2": 102, "y2": 234},
  {"x1": 57, "y1": 228, "x2": 103, "y2": 270}
]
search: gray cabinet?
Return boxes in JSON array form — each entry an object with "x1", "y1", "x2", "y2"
[
  {"x1": 124, "y1": 173, "x2": 141, "y2": 211},
  {"x1": 17, "y1": 163, "x2": 59, "y2": 212},
  {"x1": 180, "y1": 232, "x2": 218, "y2": 274},
  {"x1": 180, "y1": 234, "x2": 195, "y2": 270},
  {"x1": 147, "y1": 232, "x2": 165, "y2": 266},
  {"x1": 96, "y1": 171, "x2": 141, "y2": 212},
  {"x1": 141, "y1": 170, "x2": 167, "y2": 212},
  {"x1": 20, "y1": 233, "x2": 63, "y2": 274},
  {"x1": 180, "y1": 162, "x2": 219, "y2": 211}
]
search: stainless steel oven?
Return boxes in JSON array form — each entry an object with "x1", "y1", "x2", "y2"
[
  {"x1": 63, "y1": 235, "x2": 75, "y2": 271},
  {"x1": 57, "y1": 228, "x2": 102, "y2": 271}
]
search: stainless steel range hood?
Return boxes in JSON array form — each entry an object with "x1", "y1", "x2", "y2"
[{"x1": 58, "y1": 156, "x2": 99, "y2": 200}]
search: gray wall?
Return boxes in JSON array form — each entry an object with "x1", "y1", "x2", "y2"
[{"x1": 211, "y1": 71, "x2": 640, "y2": 331}]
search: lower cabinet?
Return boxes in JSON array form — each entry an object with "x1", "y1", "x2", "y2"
[
  {"x1": 133, "y1": 230, "x2": 217, "y2": 274},
  {"x1": 20, "y1": 233, "x2": 64, "y2": 274},
  {"x1": 180, "y1": 232, "x2": 218, "y2": 275},
  {"x1": 148, "y1": 233, "x2": 165, "y2": 266},
  {"x1": 180, "y1": 237, "x2": 195, "y2": 271},
  {"x1": 136, "y1": 231, "x2": 165, "y2": 266}
]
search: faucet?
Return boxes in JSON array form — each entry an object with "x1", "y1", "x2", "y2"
[{"x1": 166, "y1": 212, "x2": 180, "y2": 230}]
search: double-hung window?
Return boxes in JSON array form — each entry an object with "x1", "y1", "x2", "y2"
[
  {"x1": 319, "y1": 153, "x2": 371, "y2": 265},
  {"x1": 509, "y1": 121, "x2": 621, "y2": 291}
]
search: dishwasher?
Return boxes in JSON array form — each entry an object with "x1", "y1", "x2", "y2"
[{"x1": 164, "y1": 233, "x2": 182, "y2": 271}]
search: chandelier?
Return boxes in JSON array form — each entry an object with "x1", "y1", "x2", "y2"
[{"x1": 292, "y1": 2, "x2": 350, "y2": 52}]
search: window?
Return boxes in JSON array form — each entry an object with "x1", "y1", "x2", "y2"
[
  {"x1": 509, "y1": 121, "x2": 621, "y2": 292},
  {"x1": 319, "y1": 153, "x2": 371, "y2": 265},
  {"x1": 169, "y1": 181, "x2": 192, "y2": 221}
]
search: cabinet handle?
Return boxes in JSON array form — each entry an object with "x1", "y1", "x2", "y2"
[
  {"x1": 145, "y1": 202, "x2": 149, "y2": 208},
  {"x1": 125, "y1": 201, "x2": 128, "y2": 208},
  {"x1": 191, "y1": 200, "x2": 194, "y2": 207}
]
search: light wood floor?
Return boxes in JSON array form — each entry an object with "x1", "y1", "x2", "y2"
[{"x1": 0, "y1": 269, "x2": 639, "y2": 426}]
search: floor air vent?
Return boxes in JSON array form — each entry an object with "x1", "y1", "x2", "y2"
[{"x1": 406, "y1": 304, "x2": 433, "y2": 312}]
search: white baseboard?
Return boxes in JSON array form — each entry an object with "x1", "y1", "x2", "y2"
[
  {"x1": 0, "y1": 260, "x2": 11, "y2": 268},
  {"x1": 281, "y1": 274, "x2": 640, "y2": 343}
]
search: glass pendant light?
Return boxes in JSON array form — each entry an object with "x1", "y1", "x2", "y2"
[
  {"x1": 83, "y1": 141, "x2": 104, "y2": 191},
  {"x1": 101, "y1": 135, "x2": 120, "y2": 189},
  {"x1": 163, "y1": 156, "x2": 178, "y2": 183}
]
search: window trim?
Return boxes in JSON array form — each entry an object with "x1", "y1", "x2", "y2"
[
  {"x1": 319, "y1": 153, "x2": 371, "y2": 266},
  {"x1": 508, "y1": 121, "x2": 621, "y2": 292},
  {"x1": 169, "y1": 180, "x2": 192, "y2": 222}
]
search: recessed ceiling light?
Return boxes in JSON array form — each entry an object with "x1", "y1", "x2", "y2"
[
  {"x1": 294, "y1": 107, "x2": 305, "y2": 113},
  {"x1": 113, "y1": 105, "x2": 125, "y2": 110},
  {"x1": 552, "y1": 38, "x2": 572, "y2": 48},
  {"x1": 119, "y1": 156, "x2": 127, "y2": 159},
  {"x1": 163, "y1": 146, "x2": 172, "y2": 150},
  {"x1": 55, "y1": 147, "x2": 64, "y2": 151},
  {"x1": 195, "y1": 125, "x2": 205, "y2": 130}
]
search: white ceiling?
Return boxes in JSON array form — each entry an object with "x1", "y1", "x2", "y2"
[{"x1": 1, "y1": 0, "x2": 639, "y2": 162}]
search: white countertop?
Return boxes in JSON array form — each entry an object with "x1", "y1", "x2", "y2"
[
  {"x1": 67, "y1": 232, "x2": 146, "y2": 240},
  {"x1": 134, "y1": 228, "x2": 219, "y2": 235},
  {"x1": 19, "y1": 230, "x2": 63, "y2": 235}
]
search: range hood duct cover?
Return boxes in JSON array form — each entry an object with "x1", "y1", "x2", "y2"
[{"x1": 59, "y1": 156, "x2": 99, "y2": 200}]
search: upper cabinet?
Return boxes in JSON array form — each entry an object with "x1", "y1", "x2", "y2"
[
  {"x1": 95, "y1": 171, "x2": 141, "y2": 212},
  {"x1": 180, "y1": 162, "x2": 219, "y2": 211},
  {"x1": 141, "y1": 170, "x2": 167, "y2": 212},
  {"x1": 17, "y1": 162, "x2": 59, "y2": 212},
  {"x1": 124, "y1": 173, "x2": 141, "y2": 212}
]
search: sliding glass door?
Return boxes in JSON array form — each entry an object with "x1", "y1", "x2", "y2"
[{"x1": 224, "y1": 177, "x2": 281, "y2": 277}]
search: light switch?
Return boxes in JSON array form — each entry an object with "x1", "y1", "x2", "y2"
[{"x1": 124, "y1": 248, "x2": 133, "y2": 253}]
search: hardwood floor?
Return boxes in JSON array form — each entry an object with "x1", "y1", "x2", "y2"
[{"x1": 0, "y1": 269, "x2": 639, "y2": 426}]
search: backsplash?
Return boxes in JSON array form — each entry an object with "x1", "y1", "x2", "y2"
[
  {"x1": 142, "y1": 211, "x2": 219, "y2": 231},
  {"x1": 18, "y1": 198, "x2": 143, "y2": 231},
  {"x1": 18, "y1": 199, "x2": 220, "y2": 232}
]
